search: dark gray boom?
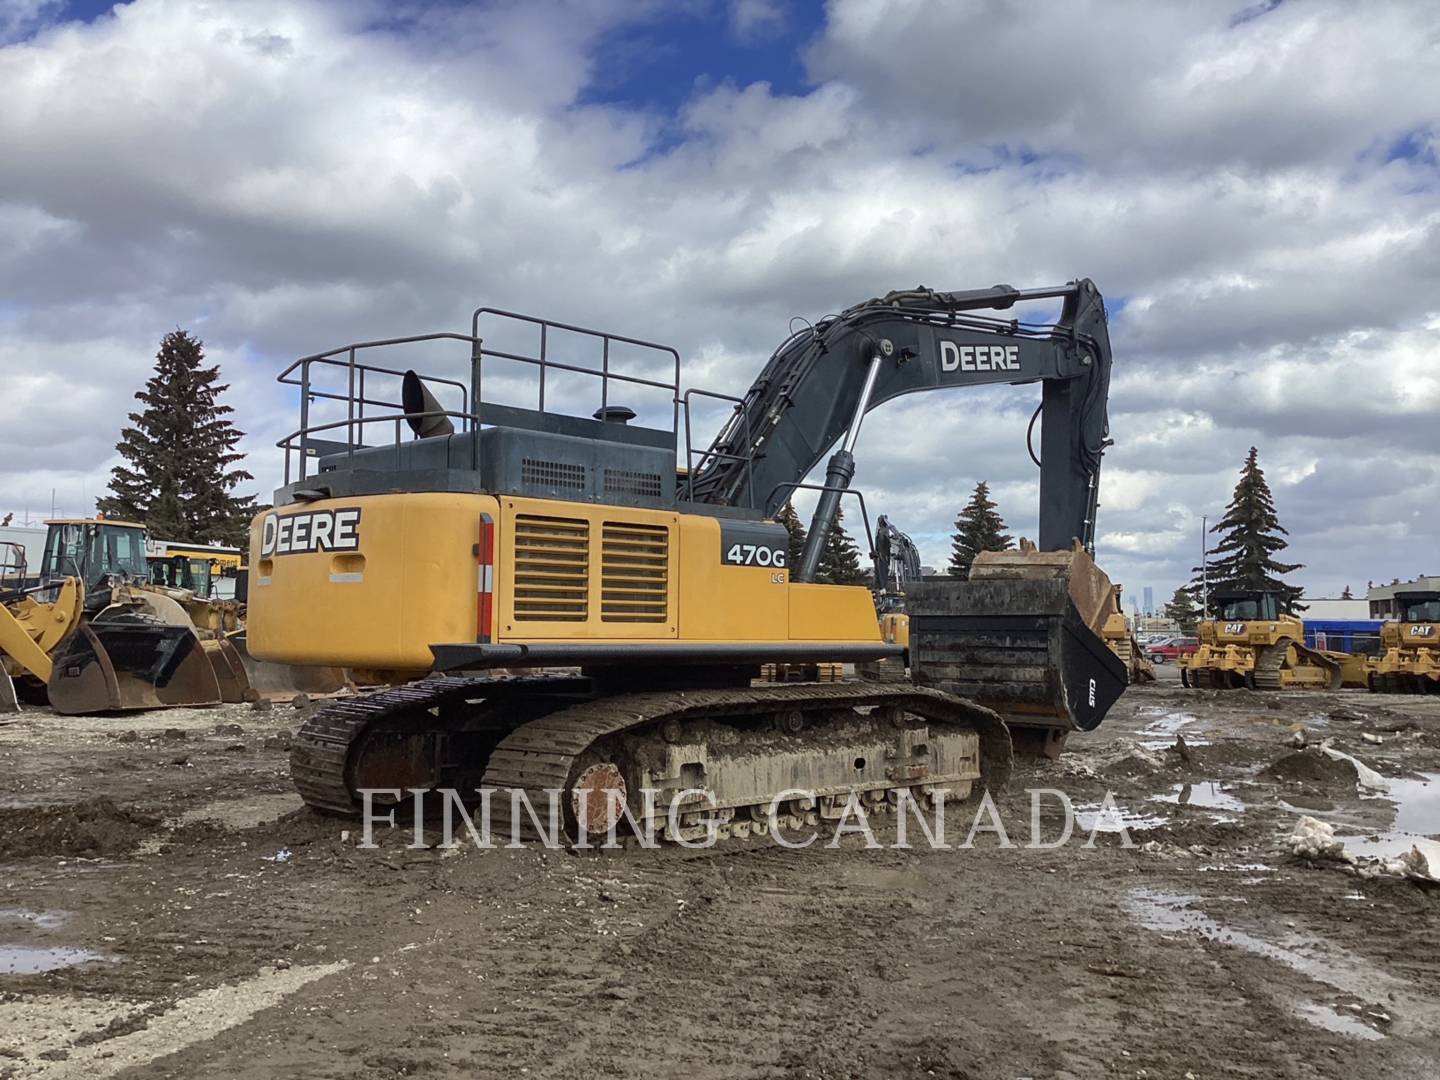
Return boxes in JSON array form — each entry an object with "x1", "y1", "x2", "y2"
[{"x1": 684, "y1": 279, "x2": 1112, "y2": 580}]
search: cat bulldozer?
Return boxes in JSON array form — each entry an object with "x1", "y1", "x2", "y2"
[
  {"x1": 250, "y1": 278, "x2": 1126, "y2": 844},
  {"x1": 1368, "y1": 591, "x2": 1440, "y2": 694},
  {"x1": 1181, "y1": 589, "x2": 1343, "y2": 690}
]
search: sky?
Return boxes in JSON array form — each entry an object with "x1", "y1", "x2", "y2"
[{"x1": 0, "y1": 0, "x2": 1437, "y2": 607}]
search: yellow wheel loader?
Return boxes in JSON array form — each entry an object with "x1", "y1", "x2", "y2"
[
  {"x1": 249, "y1": 279, "x2": 1127, "y2": 842},
  {"x1": 1368, "y1": 591, "x2": 1440, "y2": 694},
  {"x1": 0, "y1": 519, "x2": 338, "y2": 714},
  {"x1": 1181, "y1": 589, "x2": 1342, "y2": 690}
]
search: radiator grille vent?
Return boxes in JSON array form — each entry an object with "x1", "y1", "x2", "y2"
[
  {"x1": 601, "y1": 522, "x2": 669, "y2": 623},
  {"x1": 521, "y1": 458, "x2": 586, "y2": 491},
  {"x1": 603, "y1": 467, "x2": 664, "y2": 500},
  {"x1": 513, "y1": 515, "x2": 589, "y2": 621}
]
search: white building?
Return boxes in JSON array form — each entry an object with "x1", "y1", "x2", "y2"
[
  {"x1": 0, "y1": 525, "x2": 47, "y2": 580},
  {"x1": 1303, "y1": 598, "x2": 1371, "y2": 620}
]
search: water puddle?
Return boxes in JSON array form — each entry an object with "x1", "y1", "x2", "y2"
[
  {"x1": 1074, "y1": 803, "x2": 1167, "y2": 833},
  {"x1": 1152, "y1": 782, "x2": 1248, "y2": 815},
  {"x1": 1293, "y1": 1002, "x2": 1384, "y2": 1041},
  {"x1": 1127, "y1": 888, "x2": 1440, "y2": 1039},
  {"x1": 0, "y1": 944, "x2": 106, "y2": 974},
  {"x1": 1283, "y1": 769, "x2": 1440, "y2": 874},
  {"x1": 0, "y1": 907, "x2": 112, "y2": 975},
  {"x1": 0, "y1": 908, "x2": 69, "y2": 931},
  {"x1": 1137, "y1": 708, "x2": 1211, "y2": 750}
]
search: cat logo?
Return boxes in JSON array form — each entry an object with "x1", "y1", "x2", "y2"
[
  {"x1": 1223, "y1": 622, "x2": 1246, "y2": 635},
  {"x1": 1412, "y1": 625, "x2": 1436, "y2": 638}
]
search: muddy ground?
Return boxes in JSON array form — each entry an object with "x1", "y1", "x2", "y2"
[{"x1": 1, "y1": 668, "x2": 1438, "y2": 1079}]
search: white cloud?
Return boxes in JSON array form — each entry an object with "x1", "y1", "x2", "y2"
[{"x1": 0, "y1": 0, "x2": 1435, "y2": 604}]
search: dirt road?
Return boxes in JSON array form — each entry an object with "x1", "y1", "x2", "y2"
[{"x1": 2, "y1": 672, "x2": 1438, "y2": 1078}]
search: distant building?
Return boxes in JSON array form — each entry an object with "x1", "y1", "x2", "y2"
[
  {"x1": 1142, "y1": 586, "x2": 1154, "y2": 616},
  {"x1": 0, "y1": 524, "x2": 47, "y2": 579},
  {"x1": 1368, "y1": 576, "x2": 1440, "y2": 619},
  {"x1": 1303, "y1": 598, "x2": 1371, "y2": 620}
]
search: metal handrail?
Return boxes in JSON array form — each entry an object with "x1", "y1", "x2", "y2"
[
  {"x1": 471, "y1": 307, "x2": 683, "y2": 435},
  {"x1": 679, "y1": 387, "x2": 755, "y2": 507}
]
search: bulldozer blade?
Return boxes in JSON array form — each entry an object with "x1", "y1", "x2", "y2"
[{"x1": 48, "y1": 621, "x2": 223, "y2": 714}]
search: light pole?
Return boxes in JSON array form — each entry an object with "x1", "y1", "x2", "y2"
[{"x1": 1201, "y1": 514, "x2": 1208, "y2": 616}]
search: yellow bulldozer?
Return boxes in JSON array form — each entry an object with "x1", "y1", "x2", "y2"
[
  {"x1": 0, "y1": 518, "x2": 318, "y2": 714},
  {"x1": 1368, "y1": 590, "x2": 1440, "y2": 694},
  {"x1": 1181, "y1": 588, "x2": 1342, "y2": 690},
  {"x1": 1100, "y1": 585, "x2": 1155, "y2": 685}
]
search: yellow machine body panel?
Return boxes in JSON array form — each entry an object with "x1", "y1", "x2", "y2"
[
  {"x1": 246, "y1": 493, "x2": 883, "y2": 672},
  {"x1": 248, "y1": 493, "x2": 500, "y2": 671},
  {"x1": 1369, "y1": 621, "x2": 1440, "y2": 686}
]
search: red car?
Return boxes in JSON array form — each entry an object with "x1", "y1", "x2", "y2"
[{"x1": 1146, "y1": 636, "x2": 1199, "y2": 663}]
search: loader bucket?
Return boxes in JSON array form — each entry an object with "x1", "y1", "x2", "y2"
[
  {"x1": 48, "y1": 620, "x2": 223, "y2": 714},
  {"x1": 229, "y1": 632, "x2": 349, "y2": 700},
  {"x1": 907, "y1": 543, "x2": 1128, "y2": 757},
  {"x1": 203, "y1": 637, "x2": 253, "y2": 703}
]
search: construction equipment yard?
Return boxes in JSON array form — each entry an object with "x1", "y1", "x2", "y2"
[{"x1": 2, "y1": 667, "x2": 1437, "y2": 1079}]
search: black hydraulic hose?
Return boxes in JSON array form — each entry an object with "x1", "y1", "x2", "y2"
[{"x1": 1026, "y1": 401, "x2": 1042, "y2": 467}]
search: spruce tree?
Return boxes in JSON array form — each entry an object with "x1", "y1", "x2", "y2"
[
  {"x1": 775, "y1": 501, "x2": 808, "y2": 570},
  {"x1": 947, "y1": 481, "x2": 1014, "y2": 579},
  {"x1": 1163, "y1": 586, "x2": 1200, "y2": 635},
  {"x1": 815, "y1": 505, "x2": 865, "y2": 585},
  {"x1": 98, "y1": 330, "x2": 256, "y2": 547},
  {"x1": 1189, "y1": 447, "x2": 1303, "y2": 612}
]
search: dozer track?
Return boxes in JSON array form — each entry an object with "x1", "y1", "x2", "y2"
[
  {"x1": 1249, "y1": 637, "x2": 1342, "y2": 691},
  {"x1": 292, "y1": 679, "x2": 1013, "y2": 846}
]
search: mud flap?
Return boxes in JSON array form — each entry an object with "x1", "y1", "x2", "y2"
[
  {"x1": 48, "y1": 621, "x2": 223, "y2": 714},
  {"x1": 0, "y1": 669, "x2": 17, "y2": 714},
  {"x1": 906, "y1": 577, "x2": 1129, "y2": 753}
]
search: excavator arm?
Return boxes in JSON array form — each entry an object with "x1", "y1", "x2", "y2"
[{"x1": 686, "y1": 279, "x2": 1111, "y2": 577}]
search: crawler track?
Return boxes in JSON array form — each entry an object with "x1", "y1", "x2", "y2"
[{"x1": 292, "y1": 679, "x2": 1013, "y2": 845}]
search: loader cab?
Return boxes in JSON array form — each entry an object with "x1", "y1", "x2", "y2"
[
  {"x1": 149, "y1": 554, "x2": 214, "y2": 596},
  {"x1": 39, "y1": 519, "x2": 151, "y2": 592},
  {"x1": 1212, "y1": 590, "x2": 1282, "y2": 622},
  {"x1": 1398, "y1": 592, "x2": 1440, "y2": 624}
]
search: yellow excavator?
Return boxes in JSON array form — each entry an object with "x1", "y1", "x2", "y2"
[
  {"x1": 1, "y1": 519, "x2": 259, "y2": 713},
  {"x1": 1181, "y1": 588, "x2": 1342, "y2": 690},
  {"x1": 249, "y1": 279, "x2": 1127, "y2": 842},
  {"x1": 1368, "y1": 591, "x2": 1440, "y2": 694}
]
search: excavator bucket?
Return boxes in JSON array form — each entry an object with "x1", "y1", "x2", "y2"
[
  {"x1": 907, "y1": 542, "x2": 1128, "y2": 757},
  {"x1": 47, "y1": 619, "x2": 223, "y2": 714}
]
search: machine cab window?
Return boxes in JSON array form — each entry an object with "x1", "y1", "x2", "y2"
[
  {"x1": 1402, "y1": 595, "x2": 1440, "y2": 623},
  {"x1": 1218, "y1": 594, "x2": 1278, "y2": 621}
]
